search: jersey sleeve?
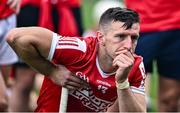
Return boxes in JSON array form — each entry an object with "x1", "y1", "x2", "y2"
[
  {"x1": 47, "y1": 33, "x2": 60, "y2": 61},
  {"x1": 47, "y1": 33, "x2": 93, "y2": 66},
  {"x1": 128, "y1": 56, "x2": 146, "y2": 95}
]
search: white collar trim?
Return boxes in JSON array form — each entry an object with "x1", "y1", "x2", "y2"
[{"x1": 96, "y1": 56, "x2": 116, "y2": 78}]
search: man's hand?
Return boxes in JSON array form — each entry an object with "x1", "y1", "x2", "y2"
[
  {"x1": 113, "y1": 49, "x2": 134, "y2": 83},
  {"x1": 49, "y1": 65, "x2": 89, "y2": 90},
  {"x1": 7, "y1": 0, "x2": 21, "y2": 14}
]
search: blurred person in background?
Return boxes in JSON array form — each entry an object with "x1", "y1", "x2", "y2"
[
  {"x1": 9, "y1": 0, "x2": 83, "y2": 111},
  {"x1": 125, "y1": 0, "x2": 180, "y2": 112},
  {"x1": 0, "y1": 0, "x2": 20, "y2": 88},
  {"x1": 8, "y1": 0, "x2": 40, "y2": 111},
  {"x1": 0, "y1": 0, "x2": 20, "y2": 111},
  {"x1": 39, "y1": 0, "x2": 83, "y2": 36},
  {"x1": 0, "y1": 75, "x2": 8, "y2": 111}
]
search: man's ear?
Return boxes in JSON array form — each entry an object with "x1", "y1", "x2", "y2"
[{"x1": 97, "y1": 31, "x2": 105, "y2": 46}]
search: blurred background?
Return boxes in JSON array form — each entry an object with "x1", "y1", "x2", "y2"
[{"x1": 1, "y1": 0, "x2": 172, "y2": 112}]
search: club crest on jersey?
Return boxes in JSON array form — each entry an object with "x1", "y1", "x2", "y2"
[
  {"x1": 76, "y1": 71, "x2": 89, "y2": 83},
  {"x1": 57, "y1": 37, "x2": 87, "y2": 53}
]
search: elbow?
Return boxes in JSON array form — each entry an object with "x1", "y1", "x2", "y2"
[{"x1": 6, "y1": 28, "x2": 20, "y2": 45}]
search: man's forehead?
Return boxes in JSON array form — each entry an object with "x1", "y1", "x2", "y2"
[
  {"x1": 111, "y1": 22, "x2": 140, "y2": 30},
  {"x1": 131, "y1": 23, "x2": 140, "y2": 30},
  {"x1": 109, "y1": 22, "x2": 140, "y2": 33}
]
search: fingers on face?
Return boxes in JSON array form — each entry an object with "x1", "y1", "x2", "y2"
[
  {"x1": 115, "y1": 49, "x2": 128, "y2": 55},
  {"x1": 124, "y1": 50, "x2": 135, "y2": 60},
  {"x1": 113, "y1": 52, "x2": 134, "y2": 67},
  {"x1": 116, "y1": 48, "x2": 134, "y2": 57}
]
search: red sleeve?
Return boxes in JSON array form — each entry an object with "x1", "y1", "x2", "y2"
[
  {"x1": 50, "y1": 34, "x2": 96, "y2": 66},
  {"x1": 128, "y1": 56, "x2": 146, "y2": 94}
]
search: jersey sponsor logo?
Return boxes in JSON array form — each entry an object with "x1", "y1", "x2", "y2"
[
  {"x1": 96, "y1": 80, "x2": 111, "y2": 87},
  {"x1": 56, "y1": 37, "x2": 87, "y2": 53},
  {"x1": 70, "y1": 87, "x2": 113, "y2": 112},
  {"x1": 70, "y1": 72, "x2": 113, "y2": 111}
]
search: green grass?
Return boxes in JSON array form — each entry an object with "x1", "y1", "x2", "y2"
[
  {"x1": 149, "y1": 62, "x2": 158, "y2": 112},
  {"x1": 81, "y1": 0, "x2": 97, "y2": 30}
]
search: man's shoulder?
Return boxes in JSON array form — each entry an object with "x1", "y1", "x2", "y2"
[
  {"x1": 129, "y1": 54, "x2": 145, "y2": 78},
  {"x1": 55, "y1": 33, "x2": 97, "y2": 44},
  {"x1": 52, "y1": 34, "x2": 97, "y2": 65},
  {"x1": 133, "y1": 54, "x2": 146, "y2": 79},
  {"x1": 134, "y1": 54, "x2": 143, "y2": 63},
  {"x1": 55, "y1": 35, "x2": 97, "y2": 52}
]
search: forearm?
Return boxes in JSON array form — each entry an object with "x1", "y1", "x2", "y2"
[
  {"x1": 106, "y1": 89, "x2": 146, "y2": 112},
  {"x1": 117, "y1": 89, "x2": 146, "y2": 112},
  {"x1": 112, "y1": 51, "x2": 146, "y2": 112}
]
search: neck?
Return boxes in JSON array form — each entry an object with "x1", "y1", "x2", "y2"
[{"x1": 97, "y1": 45, "x2": 117, "y2": 74}]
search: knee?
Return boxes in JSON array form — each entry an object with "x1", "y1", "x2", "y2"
[
  {"x1": 15, "y1": 69, "x2": 36, "y2": 93},
  {"x1": 17, "y1": 79, "x2": 34, "y2": 94},
  {"x1": 159, "y1": 90, "x2": 179, "y2": 111},
  {"x1": 15, "y1": 76, "x2": 35, "y2": 95}
]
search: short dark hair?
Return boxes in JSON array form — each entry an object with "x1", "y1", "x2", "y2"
[{"x1": 99, "y1": 7, "x2": 139, "y2": 30}]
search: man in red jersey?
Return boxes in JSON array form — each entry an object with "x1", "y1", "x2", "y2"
[
  {"x1": 8, "y1": 0, "x2": 84, "y2": 111},
  {"x1": 0, "y1": 0, "x2": 20, "y2": 111},
  {"x1": 6, "y1": 7, "x2": 146, "y2": 112},
  {"x1": 125, "y1": 0, "x2": 180, "y2": 111}
]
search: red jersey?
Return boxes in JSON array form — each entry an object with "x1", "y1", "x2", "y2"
[
  {"x1": 0, "y1": 0, "x2": 14, "y2": 19},
  {"x1": 35, "y1": 34, "x2": 146, "y2": 112},
  {"x1": 125, "y1": 0, "x2": 180, "y2": 32}
]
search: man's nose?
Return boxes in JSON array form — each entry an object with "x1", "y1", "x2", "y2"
[{"x1": 123, "y1": 37, "x2": 132, "y2": 50}]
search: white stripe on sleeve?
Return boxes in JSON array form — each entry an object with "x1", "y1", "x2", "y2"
[{"x1": 47, "y1": 33, "x2": 61, "y2": 61}]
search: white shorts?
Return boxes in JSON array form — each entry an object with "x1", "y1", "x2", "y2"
[{"x1": 0, "y1": 14, "x2": 18, "y2": 65}]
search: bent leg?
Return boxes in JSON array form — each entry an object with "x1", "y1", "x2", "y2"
[
  {"x1": 0, "y1": 74, "x2": 8, "y2": 111},
  {"x1": 9, "y1": 66, "x2": 36, "y2": 112},
  {"x1": 158, "y1": 76, "x2": 180, "y2": 112}
]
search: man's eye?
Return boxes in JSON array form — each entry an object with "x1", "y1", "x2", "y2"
[
  {"x1": 116, "y1": 35, "x2": 126, "y2": 40},
  {"x1": 131, "y1": 36, "x2": 138, "y2": 41},
  {"x1": 119, "y1": 34, "x2": 126, "y2": 38}
]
